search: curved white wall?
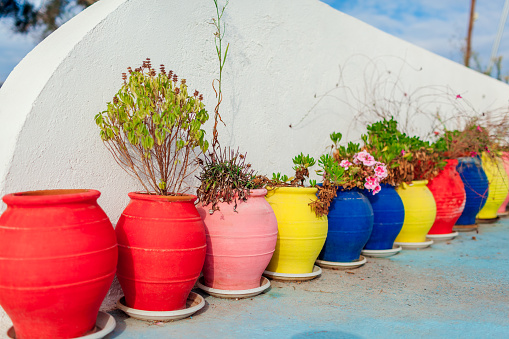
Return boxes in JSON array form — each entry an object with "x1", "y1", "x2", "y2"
[{"x1": 1, "y1": 0, "x2": 508, "y2": 330}]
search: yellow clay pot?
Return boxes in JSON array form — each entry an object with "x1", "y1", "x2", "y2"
[
  {"x1": 265, "y1": 187, "x2": 328, "y2": 274},
  {"x1": 395, "y1": 180, "x2": 437, "y2": 243},
  {"x1": 478, "y1": 153, "x2": 509, "y2": 220}
]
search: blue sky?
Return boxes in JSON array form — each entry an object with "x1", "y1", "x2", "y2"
[
  {"x1": 0, "y1": 1, "x2": 508, "y2": 82},
  {"x1": 322, "y1": 0, "x2": 509, "y2": 78}
]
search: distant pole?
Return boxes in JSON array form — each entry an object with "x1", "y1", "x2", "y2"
[
  {"x1": 465, "y1": 0, "x2": 477, "y2": 67},
  {"x1": 487, "y1": 0, "x2": 509, "y2": 73}
]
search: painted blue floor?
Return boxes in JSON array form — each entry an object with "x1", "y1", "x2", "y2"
[{"x1": 105, "y1": 219, "x2": 509, "y2": 339}]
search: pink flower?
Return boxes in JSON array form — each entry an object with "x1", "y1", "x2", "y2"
[
  {"x1": 485, "y1": 146, "x2": 490, "y2": 153},
  {"x1": 340, "y1": 160, "x2": 353, "y2": 170},
  {"x1": 456, "y1": 94, "x2": 462, "y2": 99},
  {"x1": 354, "y1": 150, "x2": 377, "y2": 167},
  {"x1": 434, "y1": 131, "x2": 439, "y2": 136},
  {"x1": 477, "y1": 126, "x2": 483, "y2": 132},
  {"x1": 470, "y1": 151, "x2": 478, "y2": 157},
  {"x1": 372, "y1": 184, "x2": 381, "y2": 195},
  {"x1": 364, "y1": 176, "x2": 379, "y2": 190},
  {"x1": 374, "y1": 164, "x2": 388, "y2": 179},
  {"x1": 401, "y1": 150, "x2": 406, "y2": 156}
]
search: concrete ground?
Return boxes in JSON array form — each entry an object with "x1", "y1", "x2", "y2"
[{"x1": 105, "y1": 219, "x2": 509, "y2": 339}]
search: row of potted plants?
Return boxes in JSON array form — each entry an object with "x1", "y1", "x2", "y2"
[
  {"x1": 2, "y1": 103, "x2": 508, "y2": 338},
  {"x1": 2, "y1": 4, "x2": 509, "y2": 337}
]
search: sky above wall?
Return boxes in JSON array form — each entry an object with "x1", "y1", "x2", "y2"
[
  {"x1": 322, "y1": 0, "x2": 509, "y2": 78},
  {"x1": 1, "y1": 0, "x2": 508, "y2": 83}
]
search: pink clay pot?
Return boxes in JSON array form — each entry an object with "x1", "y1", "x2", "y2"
[
  {"x1": 197, "y1": 189, "x2": 278, "y2": 290},
  {"x1": 497, "y1": 152, "x2": 509, "y2": 214}
]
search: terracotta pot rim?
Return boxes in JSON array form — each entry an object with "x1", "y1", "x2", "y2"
[
  {"x1": 266, "y1": 186, "x2": 318, "y2": 194},
  {"x1": 197, "y1": 189, "x2": 268, "y2": 208},
  {"x1": 3, "y1": 189, "x2": 100, "y2": 206},
  {"x1": 248, "y1": 188, "x2": 268, "y2": 197},
  {"x1": 128, "y1": 191, "x2": 198, "y2": 203}
]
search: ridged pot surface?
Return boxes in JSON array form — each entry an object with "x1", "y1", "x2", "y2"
[
  {"x1": 0, "y1": 189, "x2": 117, "y2": 339},
  {"x1": 116, "y1": 193, "x2": 206, "y2": 311},
  {"x1": 497, "y1": 152, "x2": 509, "y2": 213},
  {"x1": 265, "y1": 187, "x2": 327, "y2": 274},
  {"x1": 456, "y1": 157, "x2": 489, "y2": 225},
  {"x1": 319, "y1": 188, "x2": 373, "y2": 262},
  {"x1": 363, "y1": 184, "x2": 405, "y2": 250},
  {"x1": 395, "y1": 181, "x2": 437, "y2": 243},
  {"x1": 427, "y1": 159, "x2": 466, "y2": 234},
  {"x1": 478, "y1": 154, "x2": 509, "y2": 219},
  {"x1": 197, "y1": 189, "x2": 278, "y2": 290}
]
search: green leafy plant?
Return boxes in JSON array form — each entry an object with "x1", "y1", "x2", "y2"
[
  {"x1": 271, "y1": 172, "x2": 290, "y2": 184},
  {"x1": 268, "y1": 153, "x2": 316, "y2": 188},
  {"x1": 363, "y1": 117, "x2": 444, "y2": 184},
  {"x1": 316, "y1": 154, "x2": 346, "y2": 186},
  {"x1": 311, "y1": 132, "x2": 390, "y2": 217},
  {"x1": 95, "y1": 59, "x2": 209, "y2": 195}
]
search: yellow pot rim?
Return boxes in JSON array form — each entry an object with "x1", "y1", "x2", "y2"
[
  {"x1": 266, "y1": 186, "x2": 318, "y2": 194},
  {"x1": 400, "y1": 180, "x2": 428, "y2": 189}
]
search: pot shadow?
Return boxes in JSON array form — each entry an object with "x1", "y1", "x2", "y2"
[
  {"x1": 292, "y1": 330, "x2": 362, "y2": 339},
  {"x1": 191, "y1": 288, "x2": 211, "y2": 317},
  {"x1": 103, "y1": 309, "x2": 128, "y2": 338}
]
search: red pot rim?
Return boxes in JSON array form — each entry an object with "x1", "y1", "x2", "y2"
[
  {"x1": 3, "y1": 189, "x2": 100, "y2": 206},
  {"x1": 128, "y1": 192, "x2": 198, "y2": 203},
  {"x1": 445, "y1": 159, "x2": 459, "y2": 167}
]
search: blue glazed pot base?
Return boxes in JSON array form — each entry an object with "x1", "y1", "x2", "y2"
[
  {"x1": 361, "y1": 246, "x2": 402, "y2": 258},
  {"x1": 315, "y1": 256, "x2": 366, "y2": 269},
  {"x1": 363, "y1": 184, "x2": 405, "y2": 250},
  {"x1": 319, "y1": 189, "x2": 373, "y2": 262}
]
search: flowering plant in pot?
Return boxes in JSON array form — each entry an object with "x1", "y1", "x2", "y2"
[
  {"x1": 263, "y1": 153, "x2": 328, "y2": 281},
  {"x1": 371, "y1": 119, "x2": 442, "y2": 248},
  {"x1": 193, "y1": 0, "x2": 277, "y2": 298},
  {"x1": 95, "y1": 59, "x2": 209, "y2": 316},
  {"x1": 434, "y1": 121, "x2": 507, "y2": 227},
  {"x1": 313, "y1": 132, "x2": 385, "y2": 267},
  {"x1": 195, "y1": 147, "x2": 277, "y2": 296},
  {"x1": 358, "y1": 118, "x2": 409, "y2": 255}
]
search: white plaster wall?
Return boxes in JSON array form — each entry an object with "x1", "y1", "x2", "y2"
[{"x1": 0, "y1": 0, "x2": 508, "y2": 330}]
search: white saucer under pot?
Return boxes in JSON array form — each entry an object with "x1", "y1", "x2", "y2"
[
  {"x1": 315, "y1": 255, "x2": 367, "y2": 269},
  {"x1": 7, "y1": 311, "x2": 116, "y2": 339},
  {"x1": 394, "y1": 240, "x2": 434, "y2": 250},
  {"x1": 263, "y1": 265, "x2": 322, "y2": 281},
  {"x1": 426, "y1": 232, "x2": 459, "y2": 242},
  {"x1": 116, "y1": 292, "x2": 205, "y2": 322},
  {"x1": 196, "y1": 276, "x2": 270, "y2": 299},
  {"x1": 361, "y1": 246, "x2": 402, "y2": 258}
]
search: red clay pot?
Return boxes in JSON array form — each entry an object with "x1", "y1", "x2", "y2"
[
  {"x1": 197, "y1": 189, "x2": 278, "y2": 290},
  {"x1": 116, "y1": 193, "x2": 206, "y2": 311},
  {"x1": 0, "y1": 189, "x2": 117, "y2": 339},
  {"x1": 427, "y1": 159, "x2": 466, "y2": 234}
]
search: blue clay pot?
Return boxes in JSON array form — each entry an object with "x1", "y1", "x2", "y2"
[
  {"x1": 456, "y1": 156, "x2": 489, "y2": 225},
  {"x1": 318, "y1": 188, "x2": 373, "y2": 263},
  {"x1": 362, "y1": 184, "x2": 405, "y2": 250}
]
